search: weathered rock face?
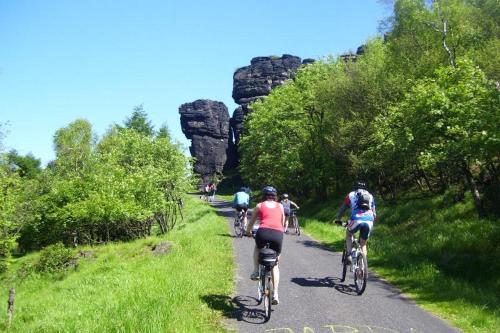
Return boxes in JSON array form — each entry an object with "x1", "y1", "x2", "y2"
[
  {"x1": 230, "y1": 55, "x2": 312, "y2": 150},
  {"x1": 179, "y1": 99, "x2": 230, "y2": 180},
  {"x1": 232, "y1": 54, "x2": 302, "y2": 105}
]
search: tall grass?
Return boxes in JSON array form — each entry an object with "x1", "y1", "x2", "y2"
[
  {"x1": 299, "y1": 192, "x2": 500, "y2": 333},
  {"x1": 0, "y1": 197, "x2": 234, "y2": 332}
]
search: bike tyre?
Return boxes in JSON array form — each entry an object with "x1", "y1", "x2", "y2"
[
  {"x1": 294, "y1": 216, "x2": 300, "y2": 236},
  {"x1": 234, "y1": 219, "x2": 243, "y2": 238},
  {"x1": 341, "y1": 249, "x2": 348, "y2": 282},
  {"x1": 264, "y1": 273, "x2": 272, "y2": 321},
  {"x1": 354, "y1": 252, "x2": 367, "y2": 295}
]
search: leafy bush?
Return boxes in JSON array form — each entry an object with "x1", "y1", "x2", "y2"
[{"x1": 36, "y1": 243, "x2": 77, "y2": 273}]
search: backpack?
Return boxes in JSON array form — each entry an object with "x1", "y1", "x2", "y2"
[{"x1": 355, "y1": 190, "x2": 371, "y2": 211}]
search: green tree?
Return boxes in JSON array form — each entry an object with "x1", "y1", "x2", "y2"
[
  {"x1": 124, "y1": 104, "x2": 154, "y2": 136},
  {"x1": 372, "y1": 59, "x2": 499, "y2": 215},
  {"x1": 7, "y1": 150, "x2": 42, "y2": 179}
]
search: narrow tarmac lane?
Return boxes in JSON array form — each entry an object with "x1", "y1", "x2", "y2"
[{"x1": 212, "y1": 199, "x2": 459, "y2": 333}]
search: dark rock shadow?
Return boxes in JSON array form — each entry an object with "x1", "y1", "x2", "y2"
[{"x1": 201, "y1": 294, "x2": 269, "y2": 324}]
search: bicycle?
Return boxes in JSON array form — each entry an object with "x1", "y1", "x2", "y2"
[
  {"x1": 256, "y1": 245, "x2": 277, "y2": 321},
  {"x1": 335, "y1": 220, "x2": 368, "y2": 295},
  {"x1": 289, "y1": 209, "x2": 300, "y2": 236},
  {"x1": 233, "y1": 210, "x2": 246, "y2": 238}
]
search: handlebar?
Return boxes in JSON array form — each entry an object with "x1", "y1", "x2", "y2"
[{"x1": 334, "y1": 220, "x2": 348, "y2": 227}]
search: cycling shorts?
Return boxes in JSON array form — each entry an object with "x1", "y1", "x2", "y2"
[
  {"x1": 347, "y1": 220, "x2": 373, "y2": 240},
  {"x1": 235, "y1": 204, "x2": 248, "y2": 212},
  {"x1": 255, "y1": 227, "x2": 283, "y2": 255},
  {"x1": 283, "y1": 207, "x2": 290, "y2": 217}
]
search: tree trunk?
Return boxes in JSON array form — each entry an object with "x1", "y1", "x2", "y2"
[
  {"x1": 462, "y1": 161, "x2": 485, "y2": 217},
  {"x1": 7, "y1": 287, "x2": 15, "y2": 327}
]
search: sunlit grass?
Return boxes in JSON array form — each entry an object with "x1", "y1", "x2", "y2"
[
  {"x1": 0, "y1": 197, "x2": 234, "y2": 332},
  {"x1": 299, "y1": 193, "x2": 500, "y2": 333}
]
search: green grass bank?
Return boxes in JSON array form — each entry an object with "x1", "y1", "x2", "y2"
[
  {"x1": 0, "y1": 197, "x2": 234, "y2": 333},
  {"x1": 299, "y1": 193, "x2": 500, "y2": 333}
]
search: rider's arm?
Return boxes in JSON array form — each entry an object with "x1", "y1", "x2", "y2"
[
  {"x1": 372, "y1": 196, "x2": 377, "y2": 221},
  {"x1": 335, "y1": 203, "x2": 349, "y2": 220},
  {"x1": 246, "y1": 204, "x2": 260, "y2": 235},
  {"x1": 280, "y1": 204, "x2": 286, "y2": 229},
  {"x1": 335, "y1": 196, "x2": 351, "y2": 220},
  {"x1": 290, "y1": 200, "x2": 299, "y2": 209}
]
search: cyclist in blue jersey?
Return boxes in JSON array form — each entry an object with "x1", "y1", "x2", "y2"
[
  {"x1": 334, "y1": 181, "x2": 376, "y2": 264},
  {"x1": 233, "y1": 187, "x2": 250, "y2": 229}
]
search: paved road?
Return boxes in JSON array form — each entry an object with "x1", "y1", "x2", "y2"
[{"x1": 211, "y1": 199, "x2": 459, "y2": 333}]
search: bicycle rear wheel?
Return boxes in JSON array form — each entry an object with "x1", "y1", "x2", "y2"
[
  {"x1": 234, "y1": 219, "x2": 243, "y2": 237},
  {"x1": 263, "y1": 273, "x2": 272, "y2": 321},
  {"x1": 340, "y1": 249, "x2": 348, "y2": 282},
  {"x1": 293, "y1": 216, "x2": 300, "y2": 235},
  {"x1": 354, "y1": 252, "x2": 367, "y2": 295}
]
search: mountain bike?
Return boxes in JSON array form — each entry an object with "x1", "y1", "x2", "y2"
[
  {"x1": 289, "y1": 209, "x2": 300, "y2": 236},
  {"x1": 256, "y1": 245, "x2": 277, "y2": 321},
  {"x1": 336, "y1": 220, "x2": 368, "y2": 295},
  {"x1": 233, "y1": 210, "x2": 246, "y2": 238}
]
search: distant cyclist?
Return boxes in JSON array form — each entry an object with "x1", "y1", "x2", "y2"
[
  {"x1": 246, "y1": 186, "x2": 285, "y2": 305},
  {"x1": 334, "y1": 181, "x2": 376, "y2": 264},
  {"x1": 280, "y1": 193, "x2": 299, "y2": 233},
  {"x1": 232, "y1": 187, "x2": 250, "y2": 229}
]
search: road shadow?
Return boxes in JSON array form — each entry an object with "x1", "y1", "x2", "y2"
[
  {"x1": 296, "y1": 239, "x2": 344, "y2": 252},
  {"x1": 290, "y1": 276, "x2": 360, "y2": 296},
  {"x1": 217, "y1": 233, "x2": 239, "y2": 238},
  {"x1": 201, "y1": 294, "x2": 269, "y2": 324}
]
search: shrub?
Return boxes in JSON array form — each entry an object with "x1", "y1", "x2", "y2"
[{"x1": 36, "y1": 243, "x2": 77, "y2": 273}]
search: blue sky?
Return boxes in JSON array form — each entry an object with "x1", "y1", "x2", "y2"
[{"x1": 0, "y1": 0, "x2": 390, "y2": 165}]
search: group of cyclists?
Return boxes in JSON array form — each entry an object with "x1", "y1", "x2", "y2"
[{"x1": 231, "y1": 181, "x2": 376, "y2": 306}]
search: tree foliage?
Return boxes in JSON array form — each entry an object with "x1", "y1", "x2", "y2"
[{"x1": 239, "y1": 0, "x2": 499, "y2": 215}]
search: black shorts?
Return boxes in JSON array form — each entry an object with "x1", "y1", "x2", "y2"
[
  {"x1": 255, "y1": 228, "x2": 283, "y2": 255},
  {"x1": 235, "y1": 204, "x2": 248, "y2": 212}
]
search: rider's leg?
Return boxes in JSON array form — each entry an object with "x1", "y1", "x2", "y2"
[
  {"x1": 346, "y1": 228, "x2": 354, "y2": 253},
  {"x1": 359, "y1": 238, "x2": 368, "y2": 258},
  {"x1": 272, "y1": 261, "x2": 280, "y2": 301},
  {"x1": 253, "y1": 245, "x2": 259, "y2": 273},
  {"x1": 284, "y1": 216, "x2": 289, "y2": 232}
]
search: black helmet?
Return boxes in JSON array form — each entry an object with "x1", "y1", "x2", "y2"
[
  {"x1": 282, "y1": 193, "x2": 289, "y2": 199},
  {"x1": 353, "y1": 181, "x2": 367, "y2": 190},
  {"x1": 262, "y1": 186, "x2": 277, "y2": 196},
  {"x1": 239, "y1": 187, "x2": 246, "y2": 192}
]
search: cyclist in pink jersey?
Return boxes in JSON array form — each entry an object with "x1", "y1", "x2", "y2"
[{"x1": 246, "y1": 186, "x2": 285, "y2": 305}]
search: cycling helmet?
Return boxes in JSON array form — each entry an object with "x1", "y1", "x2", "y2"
[
  {"x1": 262, "y1": 186, "x2": 277, "y2": 196},
  {"x1": 282, "y1": 193, "x2": 289, "y2": 199},
  {"x1": 239, "y1": 187, "x2": 246, "y2": 192},
  {"x1": 353, "y1": 181, "x2": 367, "y2": 190}
]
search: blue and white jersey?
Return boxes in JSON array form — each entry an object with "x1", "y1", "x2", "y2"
[
  {"x1": 344, "y1": 190, "x2": 376, "y2": 222},
  {"x1": 233, "y1": 191, "x2": 250, "y2": 206}
]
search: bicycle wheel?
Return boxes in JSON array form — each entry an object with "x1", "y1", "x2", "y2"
[
  {"x1": 293, "y1": 216, "x2": 300, "y2": 235},
  {"x1": 264, "y1": 273, "x2": 272, "y2": 321},
  {"x1": 233, "y1": 219, "x2": 243, "y2": 237},
  {"x1": 354, "y1": 252, "x2": 367, "y2": 295},
  {"x1": 340, "y1": 249, "x2": 348, "y2": 282}
]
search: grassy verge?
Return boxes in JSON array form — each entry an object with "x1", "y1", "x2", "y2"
[
  {"x1": 0, "y1": 197, "x2": 234, "y2": 332},
  {"x1": 299, "y1": 193, "x2": 500, "y2": 333}
]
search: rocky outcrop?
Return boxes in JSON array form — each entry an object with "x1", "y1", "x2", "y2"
[
  {"x1": 230, "y1": 55, "x2": 312, "y2": 148},
  {"x1": 179, "y1": 99, "x2": 230, "y2": 181},
  {"x1": 178, "y1": 55, "x2": 313, "y2": 179}
]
